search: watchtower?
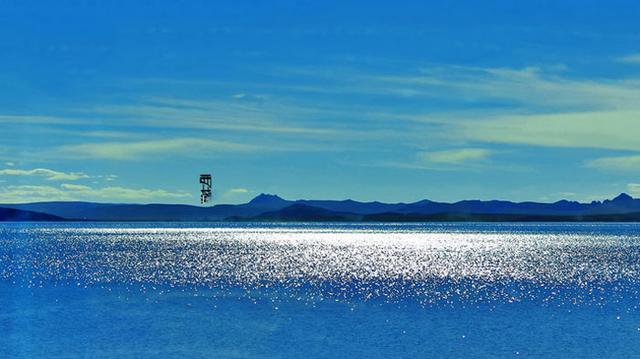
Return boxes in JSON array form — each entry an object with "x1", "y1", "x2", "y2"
[{"x1": 199, "y1": 174, "x2": 212, "y2": 205}]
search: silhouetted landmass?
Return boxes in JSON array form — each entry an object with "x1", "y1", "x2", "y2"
[
  {"x1": 0, "y1": 207, "x2": 64, "y2": 221},
  {"x1": 2, "y1": 193, "x2": 640, "y2": 222},
  {"x1": 0, "y1": 194, "x2": 291, "y2": 221},
  {"x1": 228, "y1": 204, "x2": 359, "y2": 222},
  {"x1": 228, "y1": 205, "x2": 640, "y2": 223},
  {"x1": 361, "y1": 211, "x2": 640, "y2": 222}
]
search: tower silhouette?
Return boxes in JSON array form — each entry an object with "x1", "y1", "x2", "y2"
[{"x1": 199, "y1": 174, "x2": 212, "y2": 205}]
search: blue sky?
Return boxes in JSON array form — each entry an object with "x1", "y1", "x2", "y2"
[{"x1": 1, "y1": 1, "x2": 640, "y2": 204}]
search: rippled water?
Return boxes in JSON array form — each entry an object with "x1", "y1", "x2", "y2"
[{"x1": 2, "y1": 222, "x2": 640, "y2": 358}]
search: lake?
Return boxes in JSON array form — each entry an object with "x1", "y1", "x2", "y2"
[{"x1": 1, "y1": 222, "x2": 640, "y2": 358}]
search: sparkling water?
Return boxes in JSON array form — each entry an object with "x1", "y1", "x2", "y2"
[{"x1": 2, "y1": 222, "x2": 640, "y2": 358}]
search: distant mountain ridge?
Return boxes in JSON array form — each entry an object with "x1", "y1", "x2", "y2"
[
  {"x1": 2, "y1": 193, "x2": 640, "y2": 222},
  {"x1": 0, "y1": 207, "x2": 64, "y2": 221}
]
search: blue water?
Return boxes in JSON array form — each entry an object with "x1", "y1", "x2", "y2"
[{"x1": 2, "y1": 222, "x2": 640, "y2": 358}]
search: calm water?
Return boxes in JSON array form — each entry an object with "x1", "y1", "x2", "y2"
[{"x1": 1, "y1": 222, "x2": 640, "y2": 358}]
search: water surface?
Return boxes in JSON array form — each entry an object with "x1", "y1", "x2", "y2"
[{"x1": 1, "y1": 222, "x2": 640, "y2": 358}]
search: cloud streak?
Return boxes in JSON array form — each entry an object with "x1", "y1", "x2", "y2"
[
  {"x1": 0, "y1": 168, "x2": 89, "y2": 181},
  {"x1": 0, "y1": 183, "x2": 191, "y2": 203},
  {"x1": 453, "y1": 111, "x2": 640, "y2": 152},
  {"x1": 617, "y1": 54, "x2": 640, "y2": 64},
  {"x1": 85, "y1": 96, "x2": 347, "y2": 137},
  {"x1": 5, "y1": 61, "x2": 640, "y2": 182},
  {"x1": 59, "y1": 138, "x2": 260, "y2": 160},
  {"x1": 264, "y1": 63, "x2": 640, "y2": 155},
  {"x1": 418, "y1": 148, "x2": 493, "y2": 165},
  {"x1": 229, "y1": 188, "x2": 249, "y2": 193},
  {"x1": 585, "y1": 154, "x2": 640, "y2": 171},
  {"x1": 628, "y1": 183, "x2": 640, "y2": 197}
]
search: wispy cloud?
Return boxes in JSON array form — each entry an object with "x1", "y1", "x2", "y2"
[
  {"x1": 0, "y1": 114, "x2": 81, "y2": 125},
  {"x1": 453, "y1": 111, "x2": 640, "y2": 152},
  {"x1": 60, "y1": 183, "x2": 92, "y2": 191},
  {"x1": 418, "y1": 148, "x2": 493, "y2": 165},
  {"x1": 410, "y1": 66, "x2": 640, "y2": 110},
  {"x1": 58, "y1": 138, "x2": 260, "y2": 160},
  {"x1": 369, "y1": 148, "x2": 496, "y2": 172},
  {"x1": 6, "y1": 61, "x2": 640, "y2": 174},
  {"x1": 0, "y1": 168, "x2": 89, "y2": 181},
  {"x1": 628, "y1": 183, "x2": 640, "y2": 197},
  {"x1": 86, "y1": 96, "x2": 346, "y2": 137},
  {"x1": 219, "y1": 187, "x2": 252, "y2": 202},
  {"x1": 585, "y1": 154, "x2": 640, "y2": 171},
  {"x1": 100, "y1": 174, "x2": 119, "y2": 182},
  {"x1": 0, "y1": 183, "x2": 191, "y2": 203},
  {"x1": 229, "y1": 188, "x2": 249, "y2": 193},
  {"x1": 263, "y1": 63, "x2": 640, "y2": 154},
  {"x1": 617, "y1": 54, "x2": 640, "y2": 64},
  {"x1": 276, "y1": 64, "x2": 640, "y2": 112}
]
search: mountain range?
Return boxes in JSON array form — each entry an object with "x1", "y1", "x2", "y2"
[
  {"x1": 2, "y1": 193, "x2": 640, "y2": 222},
  {"x1": 0, "y1": 207, "x2": 64, "y2": 221}
]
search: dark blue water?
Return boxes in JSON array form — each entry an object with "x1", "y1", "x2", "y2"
[{"x1": 2, "y1": 222, "x2": 640, "y2": 358}]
